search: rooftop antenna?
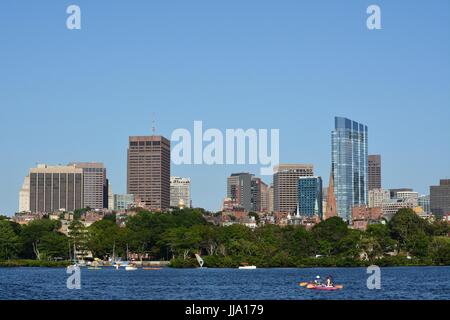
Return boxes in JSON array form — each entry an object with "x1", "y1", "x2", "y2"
[{"x1": 151, "y1": 112, "x2": 156, "y2": 138}]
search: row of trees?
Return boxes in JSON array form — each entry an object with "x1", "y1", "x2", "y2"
[{"x1": 1, "y1": 209, "x2": 449, "y2": 267}]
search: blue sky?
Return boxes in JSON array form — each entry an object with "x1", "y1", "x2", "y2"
[{"x1": 1, "y1": 0, "x2": 449, "y2": 214}]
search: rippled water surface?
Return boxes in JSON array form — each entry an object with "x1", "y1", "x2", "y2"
[{"x1": 0, "y1": 266, "x2": 449, "y2": 300}]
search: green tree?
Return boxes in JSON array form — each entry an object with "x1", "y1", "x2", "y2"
[
  {"x1": 88, "y1": 219, "x2": 121, "y2": 258},
  {"x1": 0, "y1": 220, "x2": 21, "y2": 259},
  {"x1": 68, "y1": 220, "x2": 88, "y2": 259},
  {"x1": 389, "y1": 208, "x2": 430, "y2": 256},
  {"x1": 20, "y1": 219, "x2": 62, "y2": 260}
]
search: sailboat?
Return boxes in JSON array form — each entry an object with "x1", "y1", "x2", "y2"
[
  {"x1": 124, "y1": 244, "x2": 138, "y2": 271},
  {"x1": 195, "y1": 254, "x2": 206, "y2": 269}
]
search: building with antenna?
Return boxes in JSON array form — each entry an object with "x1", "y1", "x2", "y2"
[{"x1": 127, "y1": 135, "x2": 171, "y2": 211}]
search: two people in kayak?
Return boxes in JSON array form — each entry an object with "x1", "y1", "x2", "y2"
[{"x1": 313, "y1": 275, "x2": 334, "y2": 287}]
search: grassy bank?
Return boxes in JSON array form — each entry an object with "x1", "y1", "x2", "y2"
[{"x1": 0, "y1": 259, "x2": 70, "y2": 268}]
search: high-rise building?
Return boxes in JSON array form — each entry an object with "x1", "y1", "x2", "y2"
[
  {"x1": 331, "y1": 117, "x2": 368, "y2": 222},
  {"x1": 260, "y1": 180, "x2": 269, "y2": 213},
  {"x1": 108, "y1": 182, "x2": 114, "y2": 210},
  {"x1": 268, "y1": 184, "x2": 274, "y2": 213},
  {"x1": 250, "y1": 177, "x2": 261, "y2": 212},
  {"x1": 273, "y1": 164, "x2": 314, "y2": 213},
  {"x1": 227, "y1": 173, "x2": 252, "y2": 212},
  {"x1": 368, "y1": 188, "x2": 390, "y2": 208},
  {"x1": 28, "y1": 164, "x2": 84, "y2": 213},
  {"x1": 430, "y1": 179, "x2": 450, "y2": 218},
  {"x1": 69, "y1": 162, "x2": 108, "y2": 209},
  {"x1": 298, "y1": 176, "x2": 323, "y2": 219},
  {"x1": 368, "y1": 155, "x2": 381, "y2": 190},
  {"x1": 19, "y1": 176, "x2": 30, "y2": 213},
  {"x1": 127, "y1": 136, "x2": 171, "y2": 211},
  {"x1": 170, "y1": 177, "x2": 191, "y2": 208}
]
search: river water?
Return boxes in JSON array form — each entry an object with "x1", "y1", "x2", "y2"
[{"x1": 0, "y1": 266, "x2": 449, "y2": 300}]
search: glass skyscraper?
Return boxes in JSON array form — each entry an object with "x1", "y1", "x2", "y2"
[
  {"x1": 298, "y1": 176, "x2": 323, "y2": 219},
  {"x1": 331, "y1": 117, "x2": 368, "y2": 222}
]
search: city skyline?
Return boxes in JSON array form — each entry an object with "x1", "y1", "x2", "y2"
[{"x1": 1, "y1": 1, "x2": 450, "y2": 214}]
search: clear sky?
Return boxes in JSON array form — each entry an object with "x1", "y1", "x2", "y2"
[{"x1": 1, "y1": 0, "x2": 449, "y2": 215}]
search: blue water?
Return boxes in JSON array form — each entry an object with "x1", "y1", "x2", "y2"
[{"x1": 0, "y1": 267, "x2": 449, "y2": 300}]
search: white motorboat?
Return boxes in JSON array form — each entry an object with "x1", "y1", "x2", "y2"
[{"x1": 239, "y1": 265, "x2": 257, "y2": 270}]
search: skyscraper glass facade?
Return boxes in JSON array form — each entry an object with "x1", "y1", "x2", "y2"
[
  {"x1": 298, "y1": 176, "x2": 323, "y2": 219},
  {"x1": 332, "y1": 117, "x2": 368, "y2": 222}
]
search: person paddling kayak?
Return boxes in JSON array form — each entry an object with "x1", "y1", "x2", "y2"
[
  {"x1": 325, "y1": 275, "x2": 334, "y2": 288},
  {"x1": 313, "y1": 275, "x2": 322, "y2": 285}
]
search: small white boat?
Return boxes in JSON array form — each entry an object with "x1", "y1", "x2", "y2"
[
  {"x1": 125, "y1": 264, "x2": 138, "y2": 271},
  {"x1": 239, "y1": 266, "x2": 257, "y2": 270}
]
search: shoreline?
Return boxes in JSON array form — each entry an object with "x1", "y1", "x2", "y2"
[{"x1": 1, "y1": 260, "x2": 448, "y2": 269}]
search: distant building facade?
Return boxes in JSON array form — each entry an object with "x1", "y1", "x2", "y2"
[
  {"x1": 227, "y1": 173, "x2": 253, "y2": 212},
  {"x1": 396, "y1": 191, "x2": 419, "y2": 207},
  {"x1": 368, "y1": 188, "x2": 390, "y2": 208},
  {"x1": 331, "y1": 117, "x2": 368, "y2": 222},
  {"x1": 268, "y1": 184, "x2": 274, "y2": 213},
  {"x1": 382, "y1": 199, "x2": 416, "y2": 221},
  {"x1": 259, "y1": 180, "x2": 269, "y2": 213},
  {"x1": 389, "y1": 188, "x2": 413, "y2": 199},
  {"x1": 19, "y1": 176, "x2": 30, "y2": 212},
  {"x1": 352, "y1": 206, "x2": 383, "y2": 231},
  {"x1": 298, "y1": 176, "x2": 323, "y2": 219},
  {"x1": 273, "y1": 164, "x2": 314, "y2": 213},
  {"x1": 368, "y1": 155, "x2": 381, "y2": 191},
  {"x1": 127, "y1": 135, "x2": 171, "y2": 211},
  {"x1": 70, "y1": 162, "x2": 108, "y2": 209},
  {"x1": 430, "y1": 179, "x2": 450, "y2": 218},
  {"x1": 170, "y1": 177, "x2": 191, "y2": 208},
  {"x1": 418, "y1": 195, "x2": 431, "y2": 214},
  {"x1": 113, "y1": 194, "x2": 136, "y2": 211},
  {"x1": 28, "y1": 164, "x2": 84, "y2": 213}
]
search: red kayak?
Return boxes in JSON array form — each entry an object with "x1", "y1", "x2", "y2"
[{"x1": 306, "y1": 284, "x2": 342, "y2": 291}]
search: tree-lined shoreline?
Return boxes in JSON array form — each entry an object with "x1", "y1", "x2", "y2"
[{"x1": 1, "y1": 208, "x2": 449, "y2": 268}]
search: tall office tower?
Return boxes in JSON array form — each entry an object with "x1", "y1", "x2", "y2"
[
  {"x1": 250, "y1": 177, "x2": 269, "y2": 213},
  {"x1": 28, "y1": 164, "x2": 84, "y2": 213},
  {"x1": 325, "y1": 171, "x2": 337, "y2": 219},
  {"x1": 331, "y1": 117, "x2": 368, "y2": 222},
  {"x1": 298, "y1": 176, "x2": 323, "y2": 219},
  {"x1": 268, "y1": 184, "x2": 274, "y2": 213},
  {"x1": 69, "y1": 162, "x2": 108, "y2": 209},
  {"x1": 273, "y1": 164, "x2": 314, "y2": 213},
  {"x1": 170, "y1": 177, "x2": 191, "y2": 208},
  {"x1": 108, "y1": 182, "x2": 114, "y2": 210},
  {"x1": 368, "y1": 155, "x2": 381, "y2": 190},
  {"x1": 368, "y1": 188, "x2": 390, "y2": 208},
  {"x1": 430, "y1": 179, "x2": 450, "y2": 218},
  {"x1": 227, "y1": 173, "x2": 253, "y2": 212},
  {"x1": 19, "y1": 176, "x2": 30, "y2": 212},
  {"x1": 127, "y1": 136, "x2": 171, "y2": 211},
  {"x1": 260, "y1": 180, "x2": 269, "y2": 213}
]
